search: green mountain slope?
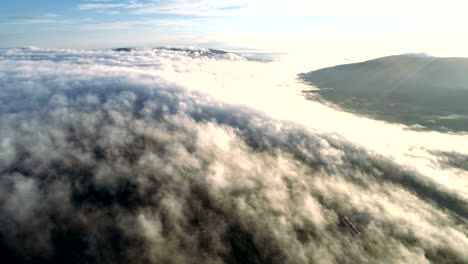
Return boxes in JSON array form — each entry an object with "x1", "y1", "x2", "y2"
[{"x1": 299, "y1": 54, "x2": 468, "y2": 132}]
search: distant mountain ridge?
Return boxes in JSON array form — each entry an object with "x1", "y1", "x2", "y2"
[
  {"x1": 112, "y1": 47, "x2": 281, "y2": 62},
  {"x1": 299, "y1": 54, "x2": 468, "y2": 132},
  {"x1": 113, "y1": 47, "x2": 229, "y2": 56}
]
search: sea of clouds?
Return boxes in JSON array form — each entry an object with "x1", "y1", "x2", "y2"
[{"x1": 0, "y1": 47, "x2": 467, "y2": 263}]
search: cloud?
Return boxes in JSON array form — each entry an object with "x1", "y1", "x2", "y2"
[
  {"x1": 76, "y1": 0, "x2": 251, "y2": 16},
  {"x1": 80, "y1": 19, "x2": 194, "y2": 30},
  {"x1": 78, "y1": 3, "x2": 129, "y2": 10},
  {"x1": 431, "y1": 151, "x2": 468, "y2": 172},
  {"x1": 0, "y1": 47, "x2": 467, "y2": 263},
  {"x1": 1, "y1": 13, "x2": 69, "y2": 25},
  {"x1": 75, "y1": 0, "x2": 468, "y2": 17},
  {"x1": 217, "y1": 4, "x2": 248, "y2": 11},
  {"x1": 11, "y1": 19, "x2": 64, "y2": 24},
  {"x1": 44, "y1": 13, "x2": 61, "y2": 18},
  {"x1": 128, "y1": 0, "x2": 249, "y2": 16}
]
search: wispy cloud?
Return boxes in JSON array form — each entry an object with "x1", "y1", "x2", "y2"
[
  {"x1": 44, "y1": 13, "x2": 61, "y2": 18},
  {"x1": 78, "y1": 3, "x2": 128, "y2": 10},
  {"x1": 80, "y1": 19, "x2": 194, "y2": 30},
  {"x1": 1, "y1": 13, "x2": 70, "y2": 25},
  {"x1": 217, "y1": 4, "x2": 248, "y2": 11},
  {"x1": 129, "y1": 0, "x2": 249, "y2": 16},
  {"x1": 77, "y1": 0, "x2": 250, "y2": 16},
  {"x1": 16, "y1": 19, "x2": 62, "y2": 24},
  {"x1": 76, "y1": 0, "x2": 468, "y2": 17}
]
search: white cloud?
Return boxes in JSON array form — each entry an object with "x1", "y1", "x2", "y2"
[
  {"x1": 4, "y1": 13, "x2": 70, "y2": 25},
  {"x1": 129, "y1": 0, "x2": 249, "y2": 16},
  {"x1": 0, "y1": 47, "x2": 467, "y2": 263},
  {"x1": 75, "y1": 0, "x2": 468, "y2": 17},
  {"x1": 12, "y1": 18, "x2": 64, "y2": 24},
  {"x1": 80, "y1": 19, "x2": 194, "y2": 30},
  {"x1": 78, "y1": 3, "x2": 128, "y2": 10},
  {"x1": 44, "y1": 13, "x2": 60, "y2": 18}
]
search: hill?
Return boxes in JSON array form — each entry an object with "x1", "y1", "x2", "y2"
[{"x1": 299, "y1": 54, "x2": 468, "y2": 132}]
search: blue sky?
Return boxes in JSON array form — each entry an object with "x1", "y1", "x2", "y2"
[{"x1": 1, "y1": 0, "x2": 468, "y2": 57}]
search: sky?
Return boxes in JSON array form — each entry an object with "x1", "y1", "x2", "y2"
[{"x1": 2, "y1": 0, "x2": 468, "y2": 59}]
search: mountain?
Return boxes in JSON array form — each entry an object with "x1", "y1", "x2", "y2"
[{"x1": 299, "y1": 54, "x2": 468, "y2": 132}]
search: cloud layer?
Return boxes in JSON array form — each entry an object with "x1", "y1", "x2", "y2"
[
  {"x1": 76, "y1": 0, "x2": 468, "y2": 17},
  {"x1": 0, "y1": 47, "x2": 468, "y2": 263}
]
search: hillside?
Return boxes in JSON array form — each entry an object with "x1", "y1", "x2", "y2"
[{"x1": 299, "y1": 54, "x2": 468, "y2": 132}]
